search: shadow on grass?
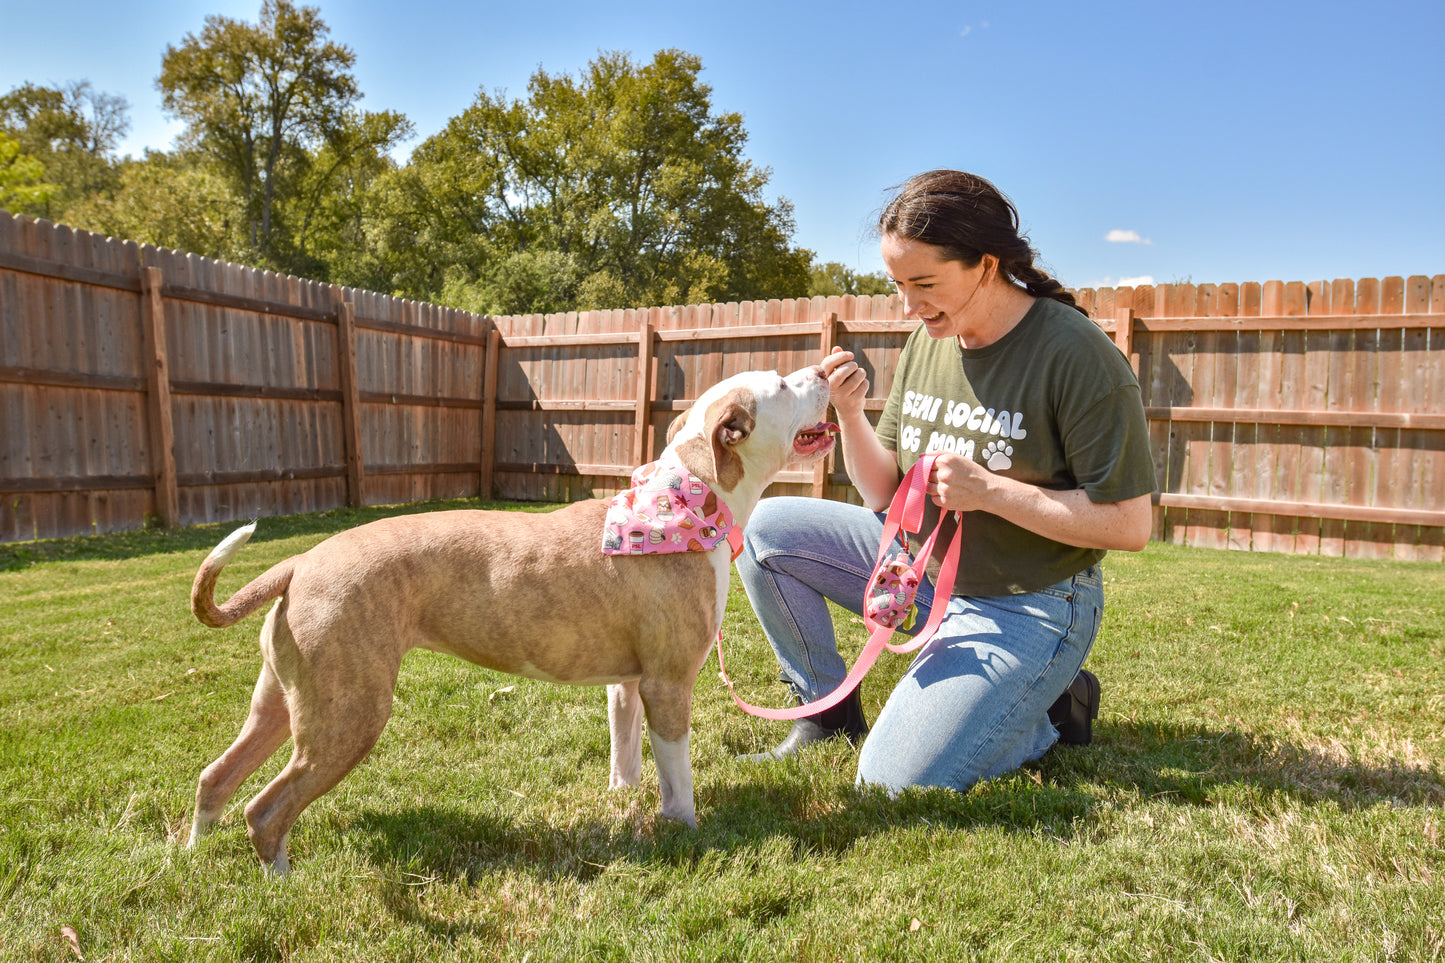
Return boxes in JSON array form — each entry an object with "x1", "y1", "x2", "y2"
[
  {"x1": 349, "y1": 718, "x2": 1443, "y2": 900},
  {"x1": 0, "y1": 498, "x2": 560, "y2": 571},
  {"x1": 1095, "y1": 719, "x2": 1444, "y2": 809}
]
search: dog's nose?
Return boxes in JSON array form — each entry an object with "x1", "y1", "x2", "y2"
[{"x1": 786, "y1": 365, "x2": 828, "y2": 393}]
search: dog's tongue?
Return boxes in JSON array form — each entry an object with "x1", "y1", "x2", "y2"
[{"x1": 796, "y1": 422, "x2": 838, "y2": 440}]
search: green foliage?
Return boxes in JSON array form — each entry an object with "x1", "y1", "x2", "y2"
[
  {"x1": 0, "y1": 131, "x2": 56, "y2": 210},
  {"x1": 290, "y1": 108, "x2": 413, "y2": 283},
  {"x1": 156, "y1": 0, "x2": 410, "y2": 274},
  {"x1": 7, "y1": 14, "x2": 814, "y2": 308},
  {"x1": 0, "y1": 80, "x2": 127, "y2": 218},
  {"x1": 0, "y1": 506, "x2": 1441, "y2": 960},
  {"x1": 808, "y1": 260, "x2": 894, "y2": 298},
  {"x1": 391, "y1": 49, "x2": 813, "y2": 313},
  {"x1": 65, "y1": 149, "x2": 243, "y2": 257}
]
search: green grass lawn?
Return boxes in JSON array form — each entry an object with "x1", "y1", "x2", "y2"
[{"x1": 1, "y1": 500, "x2": 1441, "y2": 962}]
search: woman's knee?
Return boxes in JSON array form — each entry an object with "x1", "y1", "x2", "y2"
[
  {"x1": 855, "y1": 714, "x2": 1049, "y2": 796},
  {"x1": 742, "y1": 496, "x2": 879, "y2": 563},
  {"x1": 740, "y1": 496, "x2": 812, "y2": 561}
]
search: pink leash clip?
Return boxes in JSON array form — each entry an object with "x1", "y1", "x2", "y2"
[{"x1": 718, "y1": 453, "x2": 965, "y2": 720}]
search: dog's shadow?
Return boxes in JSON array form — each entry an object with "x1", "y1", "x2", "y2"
[{"x1": 353, "y1": 717, "x2": 1442, "y2": 913}]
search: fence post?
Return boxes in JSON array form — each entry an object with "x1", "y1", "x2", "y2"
[
  {"x1": 480, "y1": 326, "x2": 500, "y2": 500},
  {"x1": 334, "y1": 295, "x2": 365, "y2": 507},
  {"x1": 1114, "y1": 307, "x2": 1136, "y2": 370},
  {"x1": 139, "y1": 265, "x2": 179, "y2": 528},
  {"x1": 632, "y1": 320, "x2": 656, "y2": 467},
  {"x1": 813, "y1": 311, "x2": 839, "y2": 499}
]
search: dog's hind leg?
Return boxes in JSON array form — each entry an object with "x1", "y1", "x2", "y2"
[
  {"x1": 241, "y1": 660, "x2": 398, "y2": 874},
  {"x1": 189, "y1": 661, "x2": 290, "y2": 848},
  {"x1": 607, "y1": 681, "x2": 643, "y2": 789}
]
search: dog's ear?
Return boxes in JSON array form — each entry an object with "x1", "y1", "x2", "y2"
[
  {"x1": 706, "y1": 389, "x2": 755, "y2": 491},
  {"x1": 674, "y1": 387, "x2": 755, "y2": 491},
  {"x1": 665, "y1": 406, "x2": 692, "y2": 444}
]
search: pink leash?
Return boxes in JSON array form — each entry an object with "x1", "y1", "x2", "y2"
[{"x1": 717, "y1": 454, "x2": 964, "y2": 719}]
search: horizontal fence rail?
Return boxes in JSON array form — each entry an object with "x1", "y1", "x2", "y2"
[{"x1": 2, "y1": 211, "x2": 1441, "y2": 560}]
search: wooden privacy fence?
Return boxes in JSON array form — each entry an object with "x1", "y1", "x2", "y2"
[
  {"x1": 2, "y1": 211, "x2": 1442, "y2": 560},
  {"x1": 489, "y1": 279, "x2": 1445, "y2": 561},
  {"x1": 1080, "y1": 280, "x2": 1443, "y2": 560},
  {"x1": 1, "y1": 213, "x2": 492, "y2": 539}
]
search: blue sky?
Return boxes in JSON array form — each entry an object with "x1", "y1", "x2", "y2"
[{"x1": 5, "y1": 0, "x2": 1442, "y2": 291}]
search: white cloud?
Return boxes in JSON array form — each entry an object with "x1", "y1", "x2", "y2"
[
  {"x1": 1085, "y1": 275, "x2": 1156, "y2": 289},
  {"x1": 1105, "y1": 229, "x2": 1152, "y2": 245}
]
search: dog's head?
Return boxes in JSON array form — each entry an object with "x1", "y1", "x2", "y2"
[{"x1": 664, "y1": 366, "x2": 836, "y2": 504}]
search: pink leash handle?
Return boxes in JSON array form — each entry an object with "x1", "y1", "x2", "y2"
[{"x1": 718, "y1": 455, "x2": 963, "y2": 720}]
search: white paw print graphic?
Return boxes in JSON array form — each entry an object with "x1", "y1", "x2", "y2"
[{"x1": 984, "y1": 441, "x2": 1014, "y2": 471}]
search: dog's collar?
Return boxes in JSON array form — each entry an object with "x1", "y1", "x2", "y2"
[{"x1": 601, "y1": 460, "x2": 742, "y2": 559}]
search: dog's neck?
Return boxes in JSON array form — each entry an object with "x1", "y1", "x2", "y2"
[{"x1": 656, "y1": 445, "x2": 768, "y2": 533}]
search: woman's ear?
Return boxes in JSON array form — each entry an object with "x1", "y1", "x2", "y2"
[{"x1": 980, "y1": 253, "x2": 999, "y2": 283}]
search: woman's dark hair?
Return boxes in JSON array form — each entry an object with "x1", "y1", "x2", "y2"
[{"x1": 878, "y1": 170, "x2": 1084, "y2": 313}]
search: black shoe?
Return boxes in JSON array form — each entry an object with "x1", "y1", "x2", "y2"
[
  {"x1": 1048, "y1": 670, "x2": 1100, "y2": 746},
  {"x1": 739, "y1": 686, "x2": 869, "y2": 761}
]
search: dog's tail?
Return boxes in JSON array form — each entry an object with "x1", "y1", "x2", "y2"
[{"x1": 190, "y1": 522, "x2": 296, "y2": 628}]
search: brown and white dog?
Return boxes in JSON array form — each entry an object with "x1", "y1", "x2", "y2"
[{"x1": 186, "y1": 365, "x2": 835, "y2": 873}]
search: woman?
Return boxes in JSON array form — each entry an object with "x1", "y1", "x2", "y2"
[{"x1": 736, "y1": 170, "x2": 1157, "y2": 794}]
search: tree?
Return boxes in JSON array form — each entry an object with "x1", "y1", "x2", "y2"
[
  {"x1": 65, "y1": 149, "x2": 242, "y2": 259},
  {"x1": 808, "y1": 261, "x2": 894, "y2": 298},
  {"x1": 285, "y1": 108, "x2": 412, "y2": 283},
  {"x1": 0, "y1": 81, "x2": 128, "y2": 218},
  {"x1": 157, "y1": 0, "x2": 408, "y2": 273},
  {"x1": 397, "y1": 49, "x2": 812, "y2": 314},
  {"x1": 0, "y1": 131, "x2": 56, "y2": 211}
]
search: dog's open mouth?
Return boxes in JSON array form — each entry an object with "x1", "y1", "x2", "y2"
[{"x1": 793, "y1": 422, "x2": 838, "y2": 457}]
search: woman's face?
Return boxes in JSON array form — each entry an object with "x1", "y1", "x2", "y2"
[{"x1": 880, "y1": 233, "x2": 988, "y2": 341}]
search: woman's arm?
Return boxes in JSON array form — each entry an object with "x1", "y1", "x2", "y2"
[
  {"x1": 928, "y1": 454, "x2": 1152, "y2": 551},
  {"x1": 822, "y1": 346, "x2": 1151, "y2": 549}
]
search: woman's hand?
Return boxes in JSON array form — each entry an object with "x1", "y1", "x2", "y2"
[
  {"x1": 821, "y1": 347, "x2": 869, "y2": 423},
  {"x1": 819, "y1": 346, "x2": 901, "y2": 509},
  {"x1": 924, "y1": 452, "x2": 992, "y2": 512}
]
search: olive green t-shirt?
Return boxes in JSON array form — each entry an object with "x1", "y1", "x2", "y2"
[{"x1": 875, "y1": 297, "x2": 1157, "y2": 596}]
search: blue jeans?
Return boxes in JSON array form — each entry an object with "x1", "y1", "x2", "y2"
[{"x1": 735, "y1": 496, "x2": 1104, "y2": 795}]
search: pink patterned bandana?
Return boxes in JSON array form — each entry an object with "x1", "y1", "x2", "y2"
[{"x1": 601, "y1": 461, "x2": 736, "y2": 556}]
